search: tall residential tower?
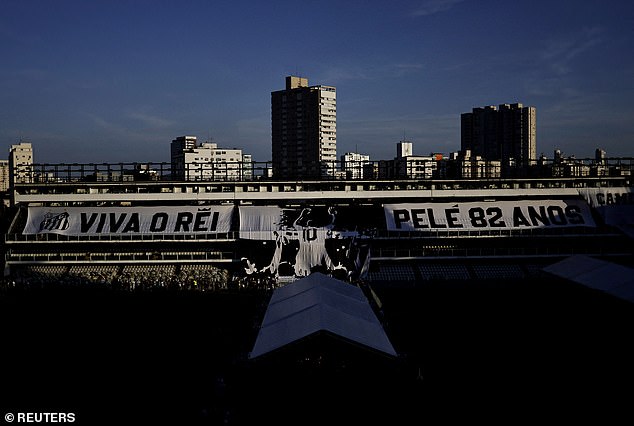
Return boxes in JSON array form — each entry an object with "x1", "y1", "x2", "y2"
[
  {"x1": 271, "y1": 76, "x2": 337, "y2": 179},
  {"x1": 461, "y1": 103, "x2": 536, "y2": 169}
]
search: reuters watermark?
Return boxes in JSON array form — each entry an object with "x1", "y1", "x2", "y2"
[{"x1": 4, "y1": 412, "x2": 75, "y2": 423}]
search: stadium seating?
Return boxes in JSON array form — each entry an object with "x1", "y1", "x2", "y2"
[
  {"x1": 523, "y1": 263, "x2": 544, "y2": 278},
  {"x1": 368, "y1": 264, "x2": 416, "y2": 282},
  {"x1": 22, "y1": 265, "x2": 68, "y2": 277},
  {"x1": 472, "y1": 264, "x2": 526, "y2": 280},
  {"x1": 418, "y1": 263, "x2": 470, "y2": 280},
  {"x1": 68, "y1": 265, "x2": 120, "y2": 282}
]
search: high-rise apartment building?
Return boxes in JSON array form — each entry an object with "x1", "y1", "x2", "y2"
[
  {"x1": 461, "y1": 103, "x2": 536, "y2": 168},
  {"x1": 271, "y1": 76, "x2": 337, "y2": 179},
  {"x1": 460, "y1": 106, "x2": 499, "y2": 161},
  {"x1": 498, "y1": 103, "x2": 537, "y2": 168}
]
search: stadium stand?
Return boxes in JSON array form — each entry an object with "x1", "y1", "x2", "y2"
[
  {"x1": 472, "y1": 264, "x2": 526, "y2": 280},
  {"x1": 523, "y1": 263, "x2": 545, "y2": 277},
  {"x1": 418, "y1": 263, "x2": 470, "y2": 281},
  {"x1": 2, "y1": 173, "x2": 632, "y2": 291},
  {"x1": 368, "y1": 263, "x2": 417, "y2": 282}
]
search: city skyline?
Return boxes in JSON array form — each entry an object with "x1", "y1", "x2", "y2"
[{"x1": 2, "y1": 0, "x2": 634, "y2": 164}]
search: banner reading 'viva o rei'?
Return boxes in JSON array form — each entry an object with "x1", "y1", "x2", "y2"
[
  {"x1": 24, "y1": 206, "x2": 234, "y2": 235},
  {"x1": 384, "y1": 200, "x2": 596, "y2": 231}
]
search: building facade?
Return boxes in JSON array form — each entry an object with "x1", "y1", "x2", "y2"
[
  {"x1": 460, "y1": 106, "x2": 499, "y2": 161},
  {"x1": 341, "y1": 152, "x2": 370, "y2": 179},
  {"x1": 170, "y1": 136, "x2": 252, "y2": 181},
  {"x1": 271, "y1": 76, "x2": 337, "y2": 180},
  {"x1": 396, "y1": 141, "x2": 413, "y2": 158},
  {"x1": 395, "y1": 140, "x2": 437, "y2": 179},
  {"x1": 449, "y1": 150, "x2": 502, "y2": 179},
  {"x1": 9, "y1": 142, "x2": 33, "y2": 184},
  {"x1": 461, "y1": 103, "x2": 536, "y2": 170},
  {"x1": 498, "y1": 103, "x2": 537, "y2": 168},
  {"x1": 0, "y1": 160, "x2": 9, "y2": 192},
  {"x1": 170, "y1": 136, "x2": 197, "y2": 180}
]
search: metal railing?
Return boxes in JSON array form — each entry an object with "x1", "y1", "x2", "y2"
[
  {"x1": 10, "y1": 157, "x2": 633, "y2": 184},
  {"x1": 5, "y1": 231, "x2": 238, "y2": 243},
  {"x1": 5, "y1": 226, "x2": 619, "y2": 243},
  {"x1": 5, "y1": 250, "x2": 235, "y2": 263},
  {"x1": 372, "y1": 245, "x2": 623, "y2": 259}
]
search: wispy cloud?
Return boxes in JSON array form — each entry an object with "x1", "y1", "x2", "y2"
[
  {"x1": 540, "y1": 27, "x2": 604, "y2": 75},
  {"x1": 85, "y1": 112, "x2": 166, "y2": 140},
  {"x1": 86, "y1": 113, "x2": 131, "y2": 137},
  {"x1": 524, "y1": 27, "x2": 606, "y2": 103},
  {"x1": 411, "y1": 0, "x2": 465, "y2": 17},
  {"x1": 126, "y1": 110, "x2": 174, "y2": 128},
  {"x1": 392, "y1": 63, "x2": 425, "y2": 76},
  {"x1": 81, "y1": 112, "x2": 174, "y2": 161},
  {"x1": 318, "y1": 66, "x2": 374, "y2": 84}
]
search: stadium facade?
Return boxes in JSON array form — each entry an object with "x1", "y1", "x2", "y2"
[{"x1": 3, "y1": 160, "x2": 632, "y2": 289}]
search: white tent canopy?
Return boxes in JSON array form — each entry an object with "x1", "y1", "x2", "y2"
[
  {"x1": 249, "y1": 272, "x2": 397, "y2": 359},
  {"x1": 542, "y1": 255, "x2": 634, "y2": 303}
]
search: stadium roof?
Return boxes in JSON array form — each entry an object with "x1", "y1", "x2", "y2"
[
  {"x1": 249, "y1": 272, "x2": 397, "y2": 359},
  {"x1": 542, "y1": 255, "x2": 634, "y2": 303}
]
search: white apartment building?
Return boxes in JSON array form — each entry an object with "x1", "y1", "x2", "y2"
[
  {"x1": 319, "y1": 86, "x2": 337, "y2": 174},
  {"x1": 394, "y1": 140, "x2": 437, "y2": 179},
  {"x1": 9, "y1": 142, "x2": 33, "y2": 184},
  {"x1": 171, "y1": 136, "x2": 252, "y2": 181},
  {"x1": 452, "y1": 150, "x2": 502, "y2": 179},
  {"x1": 341, "y1": 152, "x2": 370, "y2": 179},
  {"x1": 395, "y1": 155, "x2": 438, "y2": 179}
]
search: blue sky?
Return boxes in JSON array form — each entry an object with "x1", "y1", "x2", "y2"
[{"x1": 1, "y1": 0, "x2": 633, "y2": 164}]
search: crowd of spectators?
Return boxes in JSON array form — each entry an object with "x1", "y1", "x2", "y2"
[
  {"x1": 232, "y1": 271, "x2": 283, "y2": 291},
  {"x1": 0, "y1": 262, "x2": 364, "y2": 294},
  {"x1": 0, "y1": 264, "x2": 244, "y2": 292}
]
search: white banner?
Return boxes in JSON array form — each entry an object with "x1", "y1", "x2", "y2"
[
  {"x1": 578, "y1": 187, "x2": 634, "y2": 225},
  {"x1": 239, "y1": 206, "x2": 342, "y2": 240},
  {"x1": 578, "y1": 187, "x2": 633, "y2": 208},
  {"x1": 384, "y1": 200, "x2": 596, "y2": 231},
  {"x1": 24, "y1": 206, "x2": 234, "y2": 235},
  {"x1": 238, "y1": 206, "x2": 289, "y2": 240},
  {"x1": 239, "y1": 206, "x2": 347, "y2": 277}
]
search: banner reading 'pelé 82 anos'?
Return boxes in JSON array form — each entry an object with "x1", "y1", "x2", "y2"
[{"x1": 384, "y1": 200, "x2": 596, "y2": 231}]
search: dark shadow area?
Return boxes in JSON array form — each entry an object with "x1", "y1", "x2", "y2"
[{"x1": 1, "y1": 274, "x2": 633, "y2": 424}]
